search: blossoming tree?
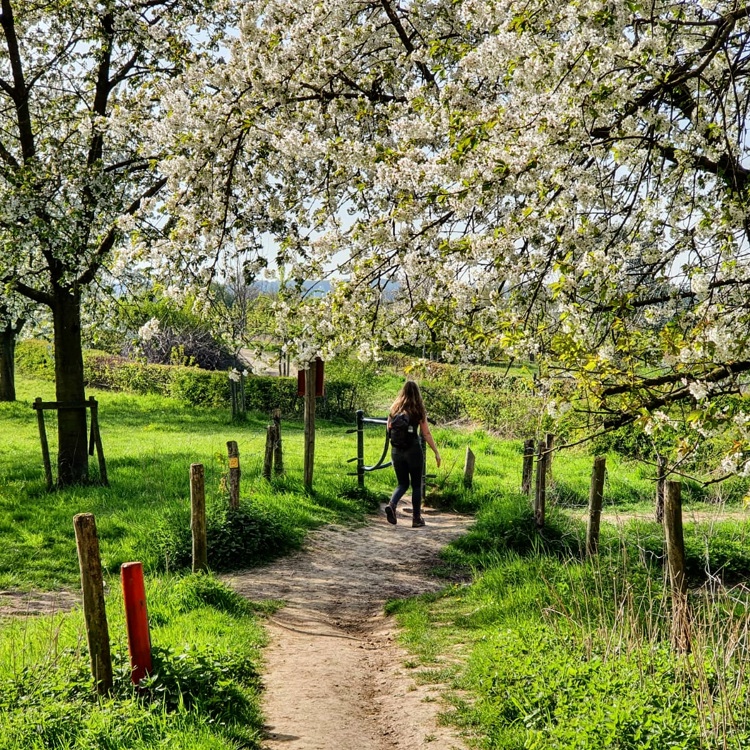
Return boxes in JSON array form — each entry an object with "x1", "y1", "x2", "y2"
[
  {"x1": 0, "y1": 0, "x2": 232, "y2": 483},
  {"x1": 162, "y1": 0, "x2": 750, "y2": 476}
]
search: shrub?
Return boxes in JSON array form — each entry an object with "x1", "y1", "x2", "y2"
[
  {"x1": 15, "y1": 339, "x2": 55, "y2": 380},
  {"x1": 168, "y1": 367, "x2": 229, "y2": 407},
  {"x1": 85, "y1": 354, "x2": 174, "y2": 395},
  {"x1": 243, "y1": 374, "x2": 299, "y2": 416},
  {"x1": 146, "y1": 503, "x2": 304, "y2": 573}
]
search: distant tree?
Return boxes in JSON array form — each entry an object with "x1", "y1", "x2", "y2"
[{"x1": 0, "y1": 292, "x2": 33, "y2": 401}]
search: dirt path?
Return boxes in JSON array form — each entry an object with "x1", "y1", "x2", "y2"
[
  {"x1": 0, "y1": 588, "x2": 78, "y2": 618},
  {"x1": 563, "y1": 506, "x2": 750, "y2": 526},
  {"x1": 224, "y1": 503, "x2": 473, "y2": 750}
]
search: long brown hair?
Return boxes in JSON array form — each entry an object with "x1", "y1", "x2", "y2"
[{"x1": 390, "y1": 380, "x2": 426, "y2": 422}]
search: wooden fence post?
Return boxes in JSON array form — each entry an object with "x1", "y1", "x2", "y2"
[
  {"x1": 303, "y1": 360, "x2": 316, "y2": 490},
  {"x1": 655, "y1": 455, "x2": 666, "y2": 523},
  {"x1": 191, "y1": 464, "x2": 207, "y2": 572},
  {"x1": 263, "y1": 425, "x2": 275, "y2": 480},
  {"x1": 521, "y1": 438, "x2": 534, "y2": 495},
  {"x1": 463, "y1": 446, "x2": 476, "y2": 489},
  {"x1": 73, "y1": 513, "x2": 113, "y2": 695},
  {"x1": 545, "y1": 433, "x2": 555, "y2": 480},
  {"x1": 88, "y1": 397, "x2": 108, "y2": 486},
  {"x1": 534, "y1": 441, "x2": 547, "y2": 528},
  {"x1": 273, "y1": 409, "x2": 284, "y2": 476},
  {"x1": 586, "y1": 456, "x2": 606, "y2": 557},
  {"x1": 664, "y1": 480, "x2": 691, "y2": 653},
  {"x1": 239, "y1": 372, "x2": 246, "y2": 416},
  {"x1": 35, "y1": 398, "x2": 53, "y2": 491},
  {"x1": 227, "y1": 441, "x2": 240, "y2": 509}
]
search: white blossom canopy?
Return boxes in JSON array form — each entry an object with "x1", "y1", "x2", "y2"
[{"x1": 158, "y1": 0, "x2": 750, "y2": 475}]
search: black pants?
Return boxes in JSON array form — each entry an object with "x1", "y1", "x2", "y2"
[{"x1": 389, "y1": 442, "x2": 424, "y2": 519}]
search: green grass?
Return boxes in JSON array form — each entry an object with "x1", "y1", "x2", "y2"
[
  {"x1": 388, "y1": 493, "x2": 750, "y2": 749},
  {"x1": 0, "y1": 376, "x2": 742, "y2": 589},
  {"x1": 0, "y1": 376, "x2": 380, "y2": 589},
  {"x1": 0, "y1": 574, "x2": 267, "y2": 749},
  {"x1": 4, "y1": 373, "x2": 750, "y2": 749}
]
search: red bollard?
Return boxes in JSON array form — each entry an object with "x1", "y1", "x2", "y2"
[{"x1": 121, "y1": 562, "x2": 152, "y2": 684}]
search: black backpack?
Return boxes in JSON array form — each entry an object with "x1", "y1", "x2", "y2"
[{"x1": 389, "y1": 412, "x2": 417, "y2": 449}]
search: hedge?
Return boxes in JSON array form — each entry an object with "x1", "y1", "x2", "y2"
[{"x1": 15, "y1": 340, "x2": 366, "y2": 420}]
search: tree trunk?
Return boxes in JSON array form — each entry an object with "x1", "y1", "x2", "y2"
[
  {"x1": 0, "y1": 320, "x2": 21, "y2": 402},
  {"x1": 52, "y1": 288, "x2": 88, "y2": 486}
]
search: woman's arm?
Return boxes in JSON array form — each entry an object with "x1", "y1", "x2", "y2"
[{"x1": 419, "y1": 418, "x2": 441, "y2": 467}]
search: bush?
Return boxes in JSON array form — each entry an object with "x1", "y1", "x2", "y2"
[
  {"x1": 407, "y1": 361, "x2": 546, "y2": 435},
  {"x1": 168, "y1": 367, "x2": 229, "y2": 407},
  {"x1": 147, "y1": 503, "x2": 304, "y2": 573},
  {"x1": 15, "y1": 339, "x2": 55, "y2": 380},
  {"x1": 85, "y1": 354, "x2": 174, "y2": 395}
]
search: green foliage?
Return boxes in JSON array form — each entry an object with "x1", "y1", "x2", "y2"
[
  {"x1": 446, "y1": 494, "x2": 583, "y2": 566},
  {"x1": 145, "y1": 644, "x2": 260, "y2": 724},
  {"x1": 0, "y1": 575, "x2": 265, "y2": 749},
  {"x1": 14, "y1": 339, "x2": 55, "y2": 380},
  {"x1": 468, "y1": 627, "x2": 704, "y2": 750},
  {"x1": 86, "y1": 354, "x2": 175, "y2": 395},
  {"x1": 168, "y1": 367, "x2": 230, "y2": 407},
  {"x1": 322, "y1": 359, "x2": 379, "y2": 417},
  {"x1": 150, "y1": 504, "x2": 304, "y2": 573},
  {"x1": 241, "y1": 374, "x2": 299, "y2": 415},
  {"x1": 203, "y1": 502, "x2": 303, "y2": 567},
  {"x1": 589, "y1": 422, "x2": 657, "y2": 460},
  {"x1": 405, "y1": 361, "x2": 545, "y2": 437}
]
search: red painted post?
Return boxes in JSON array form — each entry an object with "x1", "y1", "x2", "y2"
[{"x1": 121, "y1": 562, "x2": 152, "y2": 684}]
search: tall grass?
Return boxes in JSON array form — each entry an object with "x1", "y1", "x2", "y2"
[{"x1": 387, "y1": 487, "x2": 750, "y2": 749}]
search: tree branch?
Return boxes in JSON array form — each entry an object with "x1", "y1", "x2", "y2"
[
  {"x1": 0, "y1": 0, "x2": 34, "y2": 160},
  {"x1": 379, "y1": 0, "x2": 436, "y2": 85},
  {"x1": 76, "y1": 176, "x2": 167, "y2": 287},
  {"x1": 602, "y1": 360, "x2": 750, "y2": 397}
]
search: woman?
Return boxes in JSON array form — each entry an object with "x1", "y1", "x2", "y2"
[{"x1": 385, "y1": 381, "x2": 441, "y2": 527}]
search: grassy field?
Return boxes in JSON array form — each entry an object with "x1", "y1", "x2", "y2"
[{"x1": 2, "y1": 374, "x2": 750, "y2": 748}]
